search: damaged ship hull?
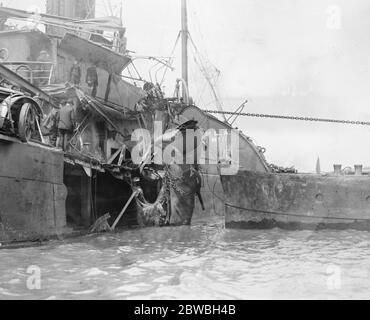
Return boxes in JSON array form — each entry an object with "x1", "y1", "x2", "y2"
[
  {"x1": 0, "y1": 4, "x2": 228, "y2": 244},
  {"x1": 222, "y1": 170, "x2": 370, "y2": 231},
  {"x1": 0, "y1": 135, "x2": 70, "y2": 243}
]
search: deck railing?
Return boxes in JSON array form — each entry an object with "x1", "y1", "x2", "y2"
[{"x1": 1, "y1": 61, "x2": 54, "y2": 86}]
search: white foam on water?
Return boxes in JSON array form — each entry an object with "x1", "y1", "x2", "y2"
[
  {"x1": 114, "y1": 283, "x2": 152, "y2": 293},
  {"x1": 117, "y1": 246, "x2": 134, "y2": 253},
  {"x1": 8, "y1": 279, "x2": 21, "y2": 284},
  {"x1": 121, "y1": 267, "x2": 146, "y2": 276},
  {"x1": 107, "y1": 266, "x2": 122, "y2": 270},
  {"x1": 0, "y1": 287, "x2": 20, "y2": 297},
  {"x1": 139, "y1": 260, "x2": 168, "y2": 268},
  {"x1": 152, "y1": 276, "x2": 174, "y2": 283},
  {"x1": 83, "y1": 268, "x2": 109, "y2": 276},
  {"x1": 70, "y1": 289, "x2": 98, "y2": 295}
]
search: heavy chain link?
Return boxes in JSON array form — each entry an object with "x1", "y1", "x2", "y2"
[
  {"x1": 203, "y1": 110, "x2": 370, "y2": 126},
  {"x1": 163, "y1": 165, "x2": 197, "y2": 197},
  {"x1": 163, "y1": 168, "x2": 187, "y2": 196}
]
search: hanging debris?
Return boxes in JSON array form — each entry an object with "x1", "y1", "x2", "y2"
[{"x1": 0, "y1": 6, "x2": 204, "y2": 244}]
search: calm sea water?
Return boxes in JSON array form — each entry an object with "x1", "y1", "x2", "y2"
[{"x1": 0, "y1": 216, "x2": 370, "y2": 300}]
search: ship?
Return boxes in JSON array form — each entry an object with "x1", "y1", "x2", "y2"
[
  {"x1": 171, "y1": 2, "x2": 370, "y2": 232},
  {"x1": 211, "y1": 114, "x2": 370, "y2": 231},
  {"x1": 2, "y1": 0, "x2": 361, "y2": 246},
  {"x1": 170, "y1": 2, "x2": 370, "y2": 232},
  {"x1": 0, "y1": 0, "x2": 219, "y2": 245},
  {"x1": 221, "y1": 168, "x2": 370, "y2": 231}
]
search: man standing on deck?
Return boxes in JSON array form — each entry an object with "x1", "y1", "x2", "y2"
[
  {"x1": 86, "y1": 64, "x2": 99, "y2": 97},
  {"x1": 70, "y1": 59, "x2": 82, "y2": 87},
  {"x1": 35, "y1": 50, "x2": 51, "y2": 86},
  {"x1": 42, "y1": 104, "x2": 60, "y2": 147},
  {"x1": 57, "y1": 100, "x2": 76, "y2": 152}
]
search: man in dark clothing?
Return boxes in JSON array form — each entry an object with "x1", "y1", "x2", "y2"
[
  {"x1": 42, "y1": 104, "x2": 60, "y2": 147},
  {"x1": 57, "y1": 100, "x2": 76, "y2": 151},
  {"x1": 86, "y1": 65, "x2": 99, "y2": 97},
  {"x1": 36, "y1": 50, "x2": 51, "y2": 86},
  {"x1": 70, "y1": 60, "x2": 82, "y2": 87}
]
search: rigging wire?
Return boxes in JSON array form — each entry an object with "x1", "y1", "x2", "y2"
[
  {"x1": 160, "y1": 31, "x2": 181, "y2": 87},
  {"x1": 83, "y1": 0, "x2": 94, "y2": 19},
  {"x1": 187, "y1": 2, "x2": 214, "y2": 106},
  {"x1": 154, "y1": 62, "x2": 167, "y2": 84},
  {"x1": 104, "y1": 0, "x2": 114, "y2": 16},
  {"x1": 125, "y1": 64, "x2": 138, "y2": 87},
  {"x1": 130, "y1": 61, "x2": 144, "y2": 82},
  {"x1": 188, "y1": 43, "x2": 207, "y2": 104},
  {"x1": 188, "y1": 49, "x2": 208, "y2": 105},
  {"x1": 148, "y1": 60, "x2": 162, "y2": 83},
  {"x1": 188, "y1": 32, "x2": 226, "y2": 122},
  {"x1": 188, "y1": 33, "x2": 219, "y2": 88}
]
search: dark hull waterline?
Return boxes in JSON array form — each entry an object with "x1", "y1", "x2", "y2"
[{"x1": 222, "y1": 170, "x2": 370, "y2": 231}]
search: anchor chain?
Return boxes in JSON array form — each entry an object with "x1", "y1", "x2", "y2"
[{"x1": 203, "y1": 110, "x2": 370, "y2": 126}]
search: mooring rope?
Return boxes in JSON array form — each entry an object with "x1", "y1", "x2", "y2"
[{"x1": 225, "y1": 203, "x2": 370, "y2": 222}]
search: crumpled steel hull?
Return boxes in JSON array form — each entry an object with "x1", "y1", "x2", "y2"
[{"x1": 222, "y1": 170, "x2": 370, "y2": 231}]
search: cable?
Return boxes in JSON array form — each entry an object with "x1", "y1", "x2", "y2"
[
  {"x1": 188, "y1": 32, "x2": 226, "y2": 122},
  {"x1": 202, "y1": 110, "x2": 370, "y2": 127},
  {"x1": 160, "y1": 31, "x2": 181, "y2": 87}
]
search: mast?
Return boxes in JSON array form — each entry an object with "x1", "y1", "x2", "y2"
[
  {"x1": 181, "y1": 0, "x2": 189, "y2": 104},
  {"x1": 120, "y1": 1, "x2": 123, "y2": 25}
]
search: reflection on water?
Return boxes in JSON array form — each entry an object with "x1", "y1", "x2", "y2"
[{"x1": 1, "y1": 217, "x2": 370, "y2": 300}]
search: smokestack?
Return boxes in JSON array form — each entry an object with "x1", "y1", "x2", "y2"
[
  {"x1": 46, "y1": 0, "x2": 95, "y2": 19},
  {"x1": 354, "y1": 165, "x2": 363, "y2": 176},
  {"x1": 334, "y1": 164, "x2": 342, "y2": 175},
  {"x1": 46, "y1": 0, "x2": 95, "y2": 36},
  {"x1": 316, "y1": 157, "x2": 321, "y2": 174}
]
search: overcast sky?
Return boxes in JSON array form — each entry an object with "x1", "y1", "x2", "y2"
[{"x1": 3, "y1": 0, "x2": 370, "y2": 172}]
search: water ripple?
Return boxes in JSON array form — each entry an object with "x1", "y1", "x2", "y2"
[{"x1": 1, "y1": 218, "x2": 370, "y2": 299}]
